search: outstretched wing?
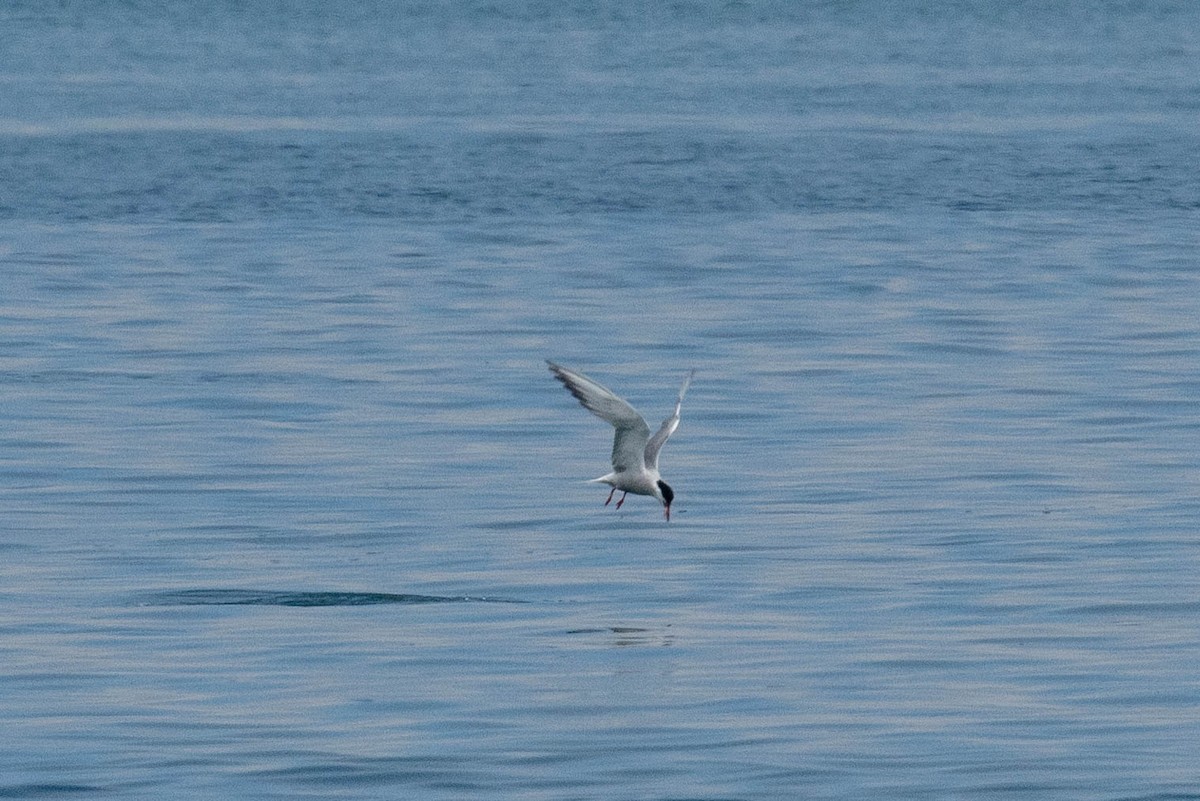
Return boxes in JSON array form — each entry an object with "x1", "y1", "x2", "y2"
[
  {"x1": 547, "y1": 361, "x2": 651, "y2": 473},
  {"x1": 644, "y1": 369, "x2": 694, "y2": 471}
]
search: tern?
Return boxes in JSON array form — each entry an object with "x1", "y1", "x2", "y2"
[{"x1": 547, "y1": 361, "x2": 694, "y2": 521}]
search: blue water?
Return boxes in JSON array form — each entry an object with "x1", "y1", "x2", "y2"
[{"x1": 3, "y1": 2, "x2": 1200, "y2": 799}]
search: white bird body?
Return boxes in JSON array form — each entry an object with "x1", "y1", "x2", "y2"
[{"x1": 547, "y1": 361, "x2": 694, "y2": 520}]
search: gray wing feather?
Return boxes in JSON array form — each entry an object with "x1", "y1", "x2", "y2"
[
  {"x1": 643, "y1": 369, "x2": 694, "y2": 471},
  {"x1": 547, "y1": 361, "x2": 651, "y2": 472}
]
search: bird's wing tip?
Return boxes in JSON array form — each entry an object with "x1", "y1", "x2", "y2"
[{"x1": 678, "y1": 369, "x2": 695, "y2": 398}]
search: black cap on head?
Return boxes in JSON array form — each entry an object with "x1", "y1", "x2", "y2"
[{"x1": 657, "y1": 480, "x2": 674, "y2": 507}]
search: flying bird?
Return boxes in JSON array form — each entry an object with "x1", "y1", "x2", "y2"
[{"x1": 547, "y1": 361, "x2": 694, "y2": 520}]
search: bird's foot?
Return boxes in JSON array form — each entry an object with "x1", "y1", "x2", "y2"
[
  {"x1": 604, "y1": 487, "x2": 616, "y2": 506},
  {"x1": 616, "y1": 492, "x2": 627, "y2": 509}
]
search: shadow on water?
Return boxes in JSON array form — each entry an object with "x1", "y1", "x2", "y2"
[
  {"x1": 141, "y1": 589, "x2": 526, "y2": 607},
  {"x1": 565, "y1": 625, "x2": 676, "y2": 647}
]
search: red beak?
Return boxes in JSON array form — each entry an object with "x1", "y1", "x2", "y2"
[{"x1": 664, "y1": 504, "x2": 671, "y2": 521}]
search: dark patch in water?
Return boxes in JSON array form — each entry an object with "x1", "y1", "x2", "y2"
[
  {"x1": 0, "y1": 785, "x2": 106, "y2": 798},
  {"x1": 566, "y1": 626, "x2": 650, "y2": 635},
  {"x1": 143, "y1": 589, "x2": 523, "y2": 607}
]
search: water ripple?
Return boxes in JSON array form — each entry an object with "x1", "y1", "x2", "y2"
[
  {"x1": 0, "y1": 786, "x2": 108, "y2": 799},
  {"x1": 141, "y1": 589, "x2": 525, "y2": 607}
]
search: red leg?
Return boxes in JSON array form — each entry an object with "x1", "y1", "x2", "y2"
[
  {"x1": 615, "y1": 492, "x2": 627, "y2": 509},
  {"x1": 604, "y1": 487, "x2": 616, "y2": 506}
]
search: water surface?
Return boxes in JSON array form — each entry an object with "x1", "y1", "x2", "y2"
[{"x1": 2, "y1": 2, "x2": 1199, "y2": 799}]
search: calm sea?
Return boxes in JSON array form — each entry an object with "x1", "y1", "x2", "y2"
[{"x1": 2, "y1": 2, "x2": 1199, "y2": 799}]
